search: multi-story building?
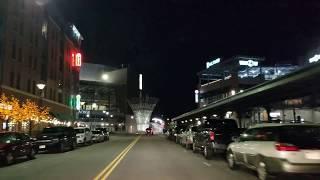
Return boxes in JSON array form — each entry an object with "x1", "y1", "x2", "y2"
[
  {"x1": 197, "y1": 56, "x2": 298, "y2": 107},
  {"x1": 78, "y1": 63, "x2": 129, "y2": 131},
  {"x1": 0, "y1": 0, "x2": 83, "y2": 131}
]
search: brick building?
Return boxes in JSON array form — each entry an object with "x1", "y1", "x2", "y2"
[{"x1": 0, "y1": 0, "x2": 83, "y2": 130}]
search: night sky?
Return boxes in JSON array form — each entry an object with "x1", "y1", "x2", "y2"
[{"x1": 56, "y1": 0, "x2": 320, "y2": 118}]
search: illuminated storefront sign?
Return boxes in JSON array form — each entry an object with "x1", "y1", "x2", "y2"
[
  {"x1": 206, "y1": 58, "x2": 220, "y2": 69},
  {"x1": 239, "y1": 59, "x2": 259, "y2": 67},
  {"x1": 72, "y1": 52, "x2": 82, "y2": 67},
  {"x1": 309, "y1": 54, "x2": 320, "y2": 63}
]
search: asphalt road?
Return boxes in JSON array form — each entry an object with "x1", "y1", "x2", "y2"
[{"x1": 1, "y1": 135, "x2": 317, "y2": 180}]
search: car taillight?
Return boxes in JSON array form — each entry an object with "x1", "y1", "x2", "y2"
[
  {"x1": 209, "y1": 131, "x2": 215, "y2": 141},
  {"x1": 275, "y1": 143, "x2": 299, "y2": 151}
]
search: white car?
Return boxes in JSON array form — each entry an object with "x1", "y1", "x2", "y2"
[
  {"x1": 91, "y1": 130, "x2": 105, "y2": 143},
  {"x1": 75, "y1": 127, "x2": 92, "y2": 145},
  {"x1": 226, "y1": 123, "x2": 320, "y2": 180}
]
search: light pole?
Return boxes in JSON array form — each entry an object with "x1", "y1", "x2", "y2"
[{"x1": 29, "y1": 82, "x2": 46, "y2": 135}]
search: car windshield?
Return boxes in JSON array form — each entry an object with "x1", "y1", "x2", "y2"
[
  {"x1": 205, "y1": 119, "x2": 238, "y2": 130},
  {"x1": 92, "y1": 131, "x2": 101, "y2": 134},
  {"x1": 75, "y1": 129, "x2": 85, "y2": 134},
  {"x1": 0, "y1": 134, "x2": 15, "y2": 144},
  {"x1": 42, "y1": 127, "x2": 65, "y2": 134},
  {"x1": 279, "y1": 126, "x2": 320, "y2": 149}
]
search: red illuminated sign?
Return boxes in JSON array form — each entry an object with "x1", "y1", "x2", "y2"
[{"x1": 72, "y1": 52, "x2": 82, "y2": 67}]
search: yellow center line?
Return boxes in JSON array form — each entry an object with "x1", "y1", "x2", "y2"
[{"x1": 94, "y1": 136, "x2": 141, "y2": 180}]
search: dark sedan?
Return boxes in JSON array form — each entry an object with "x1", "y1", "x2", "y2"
[{"x1": 0, "y1": 132, "x2": 36, "y2": 165}]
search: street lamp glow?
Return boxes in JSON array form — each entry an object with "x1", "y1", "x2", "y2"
[
  {"x1": 231, "y1": 89, "x2": 236, "y2": 96},
  {"x1": 131, "y1": 115, "x2": 134, "y2": 119},
  {"x1": 36, "y1": 83, "x2": 46, "y2": 90},
  {"x1": 110, "y1": 114, "x2": 113, "y2": 118},
  {"x1": 101, "y1": 74, "x2": 109, "y2": 81}
]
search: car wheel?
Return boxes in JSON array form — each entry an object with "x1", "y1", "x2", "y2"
[
  {"x1": 192, "y1": 143, "x2": 198, "y2": 153},
  {"x1": 27, "y1": 148, "x2": 36, "y2": 160},
  {"x1": 59, "y1": 143, "x2": 65, "y2": 153},
  {"x1": 227, "y1": 151, "x2": 238, "y2": 170},
  {"x1": 71, "y1": 141, "x2": 76, "y2": 150},
  {"x1": 5, "y1": 152, "x2": 14, "y2": 165},
  {"x1": 257, "y1": 161, "x2": 272, "y2": 180},
  {"x1": 204, "y1": 145, "x2": 212, "y2": 159}
]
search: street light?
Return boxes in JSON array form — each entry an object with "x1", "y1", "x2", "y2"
[
  {"x1": 101, "y1": 74, "x2": 109, "y2": 81},
  {"x1": 36, "y1": 83, "x2": 46, "y2": 90}
]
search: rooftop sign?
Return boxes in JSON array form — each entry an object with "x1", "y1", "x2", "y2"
[
  {"x1": 206, "y1": 58, "x2": 220, "y2": 69},
  {"x1": 239, "y1": 59, "x2": 259, "y2": 67},
  {"x1": 309, "y1": 54, "x2": 320, "y2": 63}
]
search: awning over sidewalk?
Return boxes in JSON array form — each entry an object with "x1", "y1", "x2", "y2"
[{"x1": 173, "y1": 62, "x2": 320, "y2": 121}]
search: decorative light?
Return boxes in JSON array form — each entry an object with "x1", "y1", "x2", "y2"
[
  {"x1": 110, "y1": 114, "x2": 113, "y2": 118},
  {"x1": 131, "y1": 116, "x2": 134, "y2": 119}
]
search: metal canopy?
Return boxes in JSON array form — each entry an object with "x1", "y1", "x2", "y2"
[{"x1": 173, "y1": 62, "x2": 320, "y2": 121}]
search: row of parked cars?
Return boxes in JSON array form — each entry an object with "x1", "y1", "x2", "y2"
[
  {"x1": 0, "y1": 126, "x2": 110, "y2": 166},
  {"x1": 167, "y1": 118, "x2": 320, "y2": 180}
]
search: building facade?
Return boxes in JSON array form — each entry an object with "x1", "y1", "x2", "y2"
[
  {"x1": 197, "y1": 56, "x2": 298, "y2": 107},
  {"x1": 78, "y1": 63, "x2": 129, "y2": 131},
  {"x1": 0, "y1": 0, "x2": 83, "y2": 131}
]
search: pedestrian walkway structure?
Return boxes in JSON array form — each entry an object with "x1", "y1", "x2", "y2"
[{"x1": 173, "y1": 62, "x2": 320, "y2": 124}]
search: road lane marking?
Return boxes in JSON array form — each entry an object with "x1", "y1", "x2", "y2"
[
  {"x1": 94, "y1": 136, "x2": 140, "y2": 180},
  {"x1": 100, "y1": 137, "x2": 140, "y2": 180},
  {"x1": 203, "y1": 162, "x2": 212, "y2": 167}
]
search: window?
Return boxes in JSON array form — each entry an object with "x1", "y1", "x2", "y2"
[
  {"x1": 35, "y1": 35, "x2": 38, "y2": 47},
  {"x1": 59, "y1": 56, "x2": 63, "y2": 72},
  {"x1": 32, "y1": 81, "x2": 36, "y2": 94},
  {"x1": 33, "y1": 57, "x2": 37, "y2": 70},
  {"x1": 9, "y1": 72, "x2": 15, "y2": 87},
  {"x1": 49, "y1": 88, "x2": 52, "y2": 100},
  {"x1": 16, "y1": 73, "x2": 21, "y2": 89},
  {"x1": 19, "y1": 21, "x2": 24, "y2": 36},
  {"x1": 28, "y1": 55, "x2": 32, "y2": 68},
  {"x1": 18, "y1": 47, "x2": 22, "y2": 62},
  {"x1": 12, "y1": 40, "x2": 16, "y2": 59},
  {"x1": 27, "y1": 79, "x2": 31, "y2": 92},
  {"x1": 58, "y1": 92, "x2": 63, "y2": 103}
]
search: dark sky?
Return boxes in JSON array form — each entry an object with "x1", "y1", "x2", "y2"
[{"x1": 56, "y1": 0, "x2": 320, "y2": 117}]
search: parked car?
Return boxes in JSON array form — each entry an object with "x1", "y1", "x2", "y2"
[
  {"x1": 193, "y1": 118, "x2": 239, "y2": 159},
  {"x1": 75, "y1": 127, "x2": 92, "y2": 145},
  {"x1": 0, "y1": 132, "x2": 36, "y2": 165},
  {"x1": 227, "y1": 123, "x2": 320, "y2": 180},
  {"x1": 95, "y1": 128, "x2": 110, "y2": 141},
  {"x1": 36, "y1": 126, "x2": 77, "y2": 153},
  {"x1": 180, "y1": 126, "x2": 198, "y2": 149},
  {"x1": 91, "y1": 130, "x2": 105, "y2": 143},
  {"x1": 175, "y1": 126, "x2": 186, "y2": 144}
]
